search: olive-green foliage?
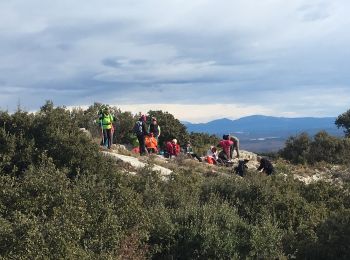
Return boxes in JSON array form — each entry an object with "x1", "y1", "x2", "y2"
[
  {"x1": 147, "y1": 110, "x2": 189, "y2": 148},
  {"x1": 62, "y1": 104, "x2": 215, "y2": 153},
  {"x1": 280, "y1": 131, "x2": 350, "y2": 165},
  {"x1": 1, "y1": 102, "x2": 350, "y2": 259},
  {"x1": 113, "y1": 110, "x2": 137, "y2": 144},
  {"x1": 280, "y1": 132, "x2": 311, "y2": 164},
  {"x1": 189, "y1": 132, "x2": 220, "y2": 156},
  {"x1": 70, "y1": 102, "x2": 139, "y2": 145},
  {"x1": 336, "y1": 108, "x2": 350, "y2": 137}
]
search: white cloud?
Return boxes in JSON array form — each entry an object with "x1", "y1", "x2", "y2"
[{"x1": 1, "y1": 0, "x2": 350, "y2": 120}]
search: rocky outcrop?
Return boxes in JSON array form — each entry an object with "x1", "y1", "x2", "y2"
[
  {"x1": 232, "y1": 150, "x2": 260, "y2": 169},
  {"x1": 102, "y1": 151, "x2": 173, "y2": 179}
]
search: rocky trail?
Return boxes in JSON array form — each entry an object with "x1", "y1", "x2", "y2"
[{"x1": 100, "y1": 145, "x2": 349, "y2": 186}]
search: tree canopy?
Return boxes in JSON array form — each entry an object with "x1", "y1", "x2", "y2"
[{"x1": 335, "y1": 108, "x2": 350, "y2": 137}]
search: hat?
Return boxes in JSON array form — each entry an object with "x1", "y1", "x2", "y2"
[
  {"x1": 172, "y1": 139, "x2": 177, "y2": 144},
  {"x1": 152, "y1": 117, "x2": 157, "y2": 121}
]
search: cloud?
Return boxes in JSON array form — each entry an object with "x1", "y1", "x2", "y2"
[
  {"x1": 111, "y1": 103, "x2": 275, "y2": 123},
  {"x1": 0, "y1": 0, "x2": 350, "y2": 122}
]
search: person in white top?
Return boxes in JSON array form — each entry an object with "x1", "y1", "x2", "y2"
[{"x1": 206, "y1": 146, "x2": 218, "y2": 164}]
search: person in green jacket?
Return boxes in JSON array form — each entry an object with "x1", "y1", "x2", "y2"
[{"x1": 98, "y1": 107, "x2": 115, "y2": 149}]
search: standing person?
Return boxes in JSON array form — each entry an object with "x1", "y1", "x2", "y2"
[
  {"x1": 149, "y1": 117, "x2": 161, "y2": 141},
  {"x1": 133, "y1": 115, "x2": 149, "y2": 156},
  {"x1": 184, "y1": 141, "x2": 202, "y2": 162},
  {"x1": 230, "y1": 135, "x2": 240, "y2": 159},
  {"x1": 217, "y1": 134, "x2": 234, "y2": 162},
  {"x1": 257, "y1": 157, "x2": 275, "y2": 175},
  {"x1": 98, "y1": 107, "x2": 115, "y2": 149}
]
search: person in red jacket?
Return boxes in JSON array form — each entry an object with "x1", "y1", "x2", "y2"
[
  {"x1": 217, "y1": 135, "x2": 234, "y2": 162},
  {"x1": 166, "y1": 139, "x2": 180, "y2": 158}
]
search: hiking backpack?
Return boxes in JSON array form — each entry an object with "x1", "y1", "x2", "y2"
[{"x1": 133, "y1": 121, "x2": 143, "y2": 136}]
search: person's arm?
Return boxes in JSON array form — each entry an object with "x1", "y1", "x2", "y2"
[
  {"x1": 175, "y1": 144, "x2": 181, "y2": 155},
  {"x1": 157, "y1": 125, "x2": 161, "y2": 137},
  {"x1": 257, "y1": 160, "x2": 264, "y2": 171}
]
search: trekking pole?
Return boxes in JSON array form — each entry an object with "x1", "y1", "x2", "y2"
[{"x1": 111, "y1": 114, "x2": 118, "y2": 146}]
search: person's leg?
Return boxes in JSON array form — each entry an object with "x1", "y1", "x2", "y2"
[
  {"x1": 192, "y1": 153, "x2": 202, "y2": 162},
  {"x1": 140, "y1": 135, "x2": 147, "y2": 155},
  {"x1": 107, "y1": 129, "x2": 112, "y2": 148},
  {"x1": 235, "y1": 142, "x2": 240, "y2": 158},
  {"x1": 218, "y1": 151, "x2": 227, "y2": 161},
  {"x1": 103, "y1": 129, "x2": 108, "y2": 147},
  {"x1": 230, "y1": 144, "x2": 234, "y2": 159},
  {"x1": 137, "y1": 135, "x2": 143, "y2": 155}
]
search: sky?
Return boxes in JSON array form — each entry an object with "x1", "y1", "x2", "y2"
[{"x1": 1, "y1": 0, "x2": 350, "y2": 123}]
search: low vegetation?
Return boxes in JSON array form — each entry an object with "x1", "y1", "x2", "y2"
[{"x1": 0, "y1": 102, "x2": 349, "y2": 259}]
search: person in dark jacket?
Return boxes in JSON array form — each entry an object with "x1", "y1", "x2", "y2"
[
  {"x1": 234, "y1": 159, "x2": 249, "y2": 177},
  {"x1": 149, "y1": 117, "x2": 161, "y2": 141},
  {"x1": 257, "y1": 157, "x2": 274, "y2": 175},
  {"x1": 133, "y1": 115, "x2": 149, "y2": 156}
]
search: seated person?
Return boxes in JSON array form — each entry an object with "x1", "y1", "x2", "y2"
[
  {"x1": 145, "y1": 133, "x2": 158, "y2": 154},
  {"x1": 257, "y1": 156, "x2": 274, "y2": 175},
  {"x1": 234, "y1": 159, "x2": 249, "y2": 177},
  {"x1": 184, "y1": 141, "x2": 202, "y2": 162},
  {"x1": 206, "y1": 146, "x2": 218, "y2": 164},
  {"x1": 166, "y1": 139, "x2": 181, "y2": 158}
]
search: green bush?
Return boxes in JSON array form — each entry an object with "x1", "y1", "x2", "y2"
[
  {"x1": 280, "y1": 131, "x2": 350, "y2": 165},
  {"x1": 1, "y1": 102, "x2": 350, "y2": 259}
]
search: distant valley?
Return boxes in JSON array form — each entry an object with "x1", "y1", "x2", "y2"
[{"x1": 184, "y1": 115, "x2": 343, "y2": 152}]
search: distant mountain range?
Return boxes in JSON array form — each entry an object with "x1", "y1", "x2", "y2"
[{"x1": 183, "y1": 115, "x2": 343, "y2": 152}]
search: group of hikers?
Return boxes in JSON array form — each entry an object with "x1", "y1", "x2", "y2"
[{"x1": 97, "y1": 107, "x2": 274, "y2": 176}]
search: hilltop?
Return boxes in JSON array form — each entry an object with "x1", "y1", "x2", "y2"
[{"x1": 0, "y1": 102, "x2": 349, "y2": 259}]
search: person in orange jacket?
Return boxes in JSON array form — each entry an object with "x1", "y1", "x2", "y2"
[{"x1": 145, "y1": 133, "x2": 158, "y2": 154}]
